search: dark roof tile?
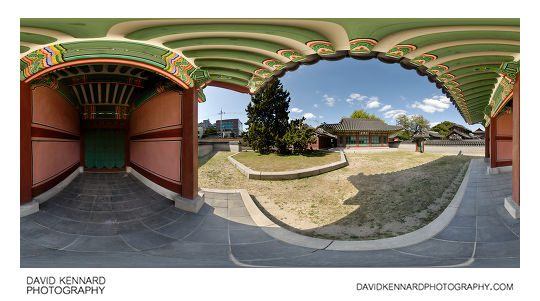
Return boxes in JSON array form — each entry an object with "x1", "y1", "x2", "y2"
[
  {"x1": 314, "y1": 127, "x2": 337, "y2": 139},
  {"x1": 321, "y1": 118, "x2": 402, "y2": 132}
]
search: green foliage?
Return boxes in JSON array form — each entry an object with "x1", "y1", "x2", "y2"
[
  {"x1": 410, "y1": 115, "x2": 431, "y2": 132},
  {"x1": 430, "y1": 121, "x2": 454, "y2": 138},
  {"x1": 396, "y1": 114, "x2": 430, "y2": 138},
  {"x1": 350, "y1": 109, "x2": 380, "y2": 119},
  {"x1": 396, "y1": 114, "x2": 411, "y2": 130},
  {"x1": 244, "y1": 79, "x2": 319, "y2": 155},
  {"x1": 395, "y1": 130, "x2": 412, "y2": 140},
  {"x1": 283, "y1": 118, "x2": 316, "y2": 155},
  {"x1": 244, "y1": 79, "x2": 291, "y2": 154},
  {"x1": 203, "y1": 127, "x2": 217, "y2": 137}
]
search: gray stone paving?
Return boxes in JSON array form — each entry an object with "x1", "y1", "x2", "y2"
[{"x1": 20, "y1": 159, "x2": 519, "y2": 268}]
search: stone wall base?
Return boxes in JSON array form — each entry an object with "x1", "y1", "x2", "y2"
[
  {"x1": 21, "y1": 166, "x2": 83, "y2": 217},
  {"x1": 174, "y1": 192, "x2": 205, "y2": 213},
  {"x1": 487, "y1": 165, "x2": 512, "y2": 174},
  {"x1": 504, "y1": 196, "x2": 520, "y2": 219},
  {"x1": 20, "y1": 200, "x2": 39, "y2": 217}
]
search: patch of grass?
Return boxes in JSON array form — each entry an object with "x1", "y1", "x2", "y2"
[{"x1": 233, "y1": 150, "x2": 340, "y2": 172}]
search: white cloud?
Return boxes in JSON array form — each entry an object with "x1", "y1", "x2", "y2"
[
  {"x1": 430, "y1": 121, "x2": 441, "y2": 128},
  {"x1": 345, "y1": 93, "x2": 368, "y2": 104},
  {"x1": 313, "y1": 104, "x2": 319, "y2": 108},
  {"x1": 323, "y1": 94, "x2": 336, "y2": 107},
  {"x1": 319, "y1": 115, "x2": 324, "y2": 119},
  {"x1": 379, "y1": 104, "x2": 392, "y2": 112},
  {"x1": 290, "y1": 107, "x2": 303, "y2": 113},
  {"x1": 369, "y1": 96, "x2": 379, "y2": 102},
  {"x1": 383, "y1": 109, "x2": 407, "y2": 120},
  {"x1": 411, "y1": 95, "x2": 451, "y2": 113},
  {"x1": 303, "y1": 112, "x2": 316, "y2": 119},
  {"x1": 366, "y1": 99, "x2": 382, "y2": 109}
]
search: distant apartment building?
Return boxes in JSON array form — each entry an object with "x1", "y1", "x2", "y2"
[
  {"x1": 198, "y1": 119, "x2": 214, "y2": 130},
  {"x1": 215, "y1": 119, "x2": 243, "y2": 137}
]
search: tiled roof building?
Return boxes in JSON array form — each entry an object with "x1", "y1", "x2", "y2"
[{"x1": 320, "y1": 118, "x2": 402, "y2": 148}]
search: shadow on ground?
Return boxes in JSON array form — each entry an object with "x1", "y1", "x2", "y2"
[
  {"x1": 254, "y1": 156, "x2": 475, "y2": 240},
  {"x1": 198, "y1": 151, "x2": 218, "y2": 167}
]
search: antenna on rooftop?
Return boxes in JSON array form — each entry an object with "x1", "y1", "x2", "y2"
[{"x1": 219, "y1": 108, "x2": 225, "y2": 138}]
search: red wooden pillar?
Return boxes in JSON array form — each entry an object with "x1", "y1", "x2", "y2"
[
  {"x1": 181, "y1": 87, "x2": 198, "y2": 200},
  {"x1": 490, "y1": 115, "x2": 498, "y2": 168},
  {"x1": 512, "y1": 73, "x2": 520, "y2": 205},
  {"x1": 485, "y1": 124, "x2": 490, "y2": 158},
  {"x1": 21, "y1": 82, "x2": 32, "y2": 205}
]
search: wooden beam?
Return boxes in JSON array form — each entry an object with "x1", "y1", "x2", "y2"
[
  {"x1": 72, "y1": 85, "x2": 83, "y2": 105},
  {"x1": 105, "y1": 83, "x2": 110, "y2": 103},
  {"x1": 80, "y1": 84, "x2": 89, "y2": 104},
  {"x1": 97, "y1": 83, "x2": 102, "y2": 103},
  {"x1": 88, "y1": 83, "x2": 95, "y2": 103},
  {"x1": 118, "y1": 84, "x2": 128, "y2": 105},
  {"x1": 124, "y1": 85, "x2": 136, "y2": 104},
  {"x1": 111, "y1": 83, "x2": 119, "y2": 104}
]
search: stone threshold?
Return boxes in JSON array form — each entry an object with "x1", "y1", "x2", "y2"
[{"x1": 227, "y1": 151, "x2": 348, "y2": 180}]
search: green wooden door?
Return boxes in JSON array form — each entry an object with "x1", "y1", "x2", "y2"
[{"x1": 84, "y1": 129, "x2": 125, "y2": 168}]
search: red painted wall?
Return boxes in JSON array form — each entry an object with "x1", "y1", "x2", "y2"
[
  {"x1": 129, "y1": 90, "x2": 182, "y2": 191},
  {"x1": 496, "y1": 113, "x2": 513, "y2": 162},
  {"x1": 32, "y1": 86, "x2": 80, "y2": 135},
  {"x1": 31, "y1": 86, "x2": 80, "y2": 194},
  {"x1": 307, "y1": 137, "x2": 320, "y2": 149},
  {"x1": 497, "y1": 141, "x2": 513, "y2": 161},
  {"x1": 497, "y1": 113, "x2": 513, "y2": 136},
  {"x1": 130, "y1": 140, "x2": 181, "y2": 182},
  {"x1": 32, "y1": 140, "x2": 80, "y2": 185},
  {"x1": 130, "y1": 90, "x2": 181, "y2": 136}
]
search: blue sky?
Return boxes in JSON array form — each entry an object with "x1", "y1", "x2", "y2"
[{"x1": 199, "y1": 58, "x2": 485, "y2": 132}]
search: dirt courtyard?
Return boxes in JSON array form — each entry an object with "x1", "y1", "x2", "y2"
[{"x1": 199, "y1": 151, "x2": 474, "y2": 240}]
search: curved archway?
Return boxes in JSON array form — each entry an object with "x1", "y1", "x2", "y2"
[
  {"x1": 20, "y1": 41, "x2": 196, "y2": 89},
  {"x1": 23, "y1": 57, "x2": 191, "y2": 89}
]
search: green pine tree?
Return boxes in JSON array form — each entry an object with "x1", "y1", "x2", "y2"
[
  {"x1": 245, "y1": 79, "x2": 291, "y2": 154},
  {"x1": 283, "y1": 118, "x2": 315, "y2": 155}
]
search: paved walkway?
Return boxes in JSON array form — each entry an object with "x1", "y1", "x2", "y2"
[{"x1": 20, "y1": 159, "x2": 519, "y2": 267}]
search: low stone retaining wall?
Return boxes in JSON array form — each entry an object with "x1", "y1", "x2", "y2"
[
  {"x1": 228, "y1": 151, "x2": 348, "y2": 180},
  {"x1": 399, "y1": 142, "x2": 484, "y2": 156},
  {"x1": 425, "y1": 140, "x2": 485, "y2": 146},
  {"x1": 198, "y1": 141, "x2": 241, "y2": 157}
]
